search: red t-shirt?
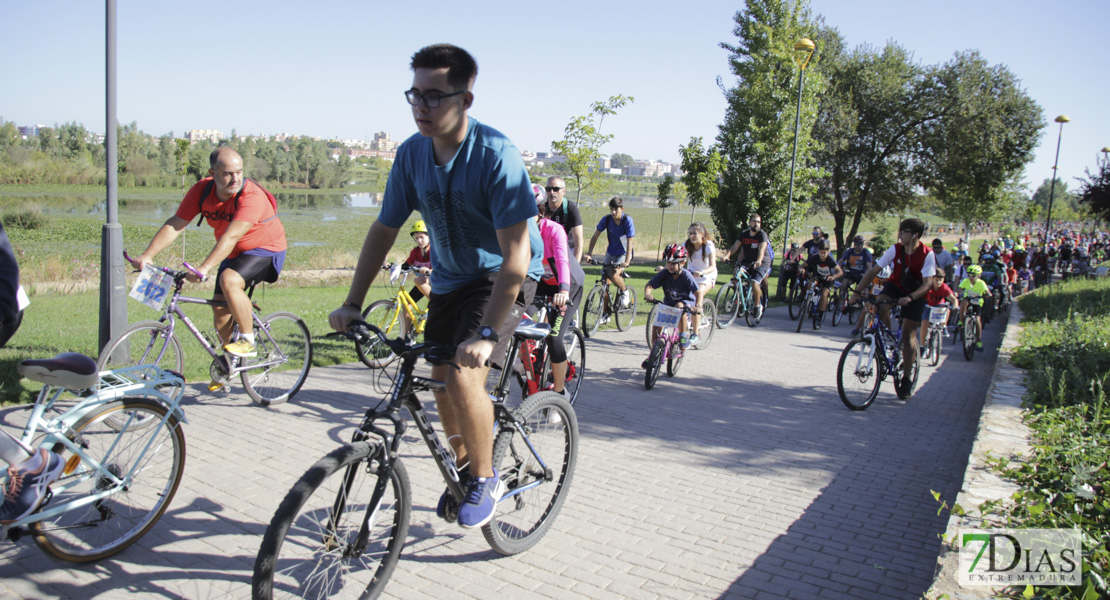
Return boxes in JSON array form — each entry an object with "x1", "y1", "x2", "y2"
[
  {"x1": 406, "y1": 246, "x2": 432, "y2": 270},
  {"x1": 924, "y1": 283, "x2": 954, "y2": 306},
  {"x1": 175, "y1": 178, "x2": 287, "y2": 258}
]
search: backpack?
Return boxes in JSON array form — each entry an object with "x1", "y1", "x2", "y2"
[{"x1": 194, "y1": 178, "x2": 279, "y2": 227}]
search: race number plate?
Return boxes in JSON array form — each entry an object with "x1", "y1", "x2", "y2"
[
  {"x1": 928, "y1": 305, "x2": 948, "y2": 324},
  {"x1": 652, "y1": 304, "x2": 684, "y2": 328},
  {"x1": 129, "y1": 265, "x2": 172, "y2": 311}
]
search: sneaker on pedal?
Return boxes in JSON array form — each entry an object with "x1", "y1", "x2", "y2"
[
  {"x1": 223, "y1": 339, "x2": 257, "y2": 358},
  {"x1": 599, "y1": 315, "x2": 610, "y2": 326},
  {"x1": 897, "y1": 375, "x2": 913, "y2": 400},
  {"x1": 436, "y1": 466, "x2": 470, "y2": 522},
  {"x1": 976, "y1": 341, "x2": 983, "y2": 352},
  {"x1": 207, "y1": 379, "x2": 227, "y2": 392},
  {"x1": 457, "y1": 469, "x2": 505, "y2": 529},
  {"x1": 689, "y1": 334, "x2": 701, "y2": 347},
  {"x1": 754, "y1": 304, "x2": 763, "y2": 321},
  {"x1": 618, "y1": 290, "x2": 630, "y2": 308},
  {"x1": 0, "y1": 448, "x2": 65, "y2": 525},
  {"x1": 679, "y1": 332, "x2": 691, "y2": 349}
]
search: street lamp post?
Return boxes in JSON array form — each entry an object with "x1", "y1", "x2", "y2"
[
  {"x1": 1043, "y1": 114, "x2": 1070, "y2": 238},
  {"x1": 782, "y1": 38, "x2": 816, "y2": 266}
]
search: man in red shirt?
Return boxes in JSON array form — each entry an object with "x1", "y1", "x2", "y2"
[
  {"x1": 132, "y1": 147, "x2": 287, "y2": 364},
  {"x1": 850, "y1": 218, "x2": 936, "y2": 398}
]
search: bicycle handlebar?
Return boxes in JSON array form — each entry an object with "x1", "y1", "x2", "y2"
[
  {"x1": 123, "y1": 250, "x2": 203, "y2": 282},
  {"x1": 644, "y1": 298, "x2": 700, "y2": 314},
  {"x1": 344, "y1": 320, "x2": 457, "y2": 366}
]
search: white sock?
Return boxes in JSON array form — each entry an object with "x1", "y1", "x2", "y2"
[{"x1": 241, "y1": 333, "x2": 255, "y2": 345}]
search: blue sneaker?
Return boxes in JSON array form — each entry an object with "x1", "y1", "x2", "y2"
[
  {"x1": 0, "y1": 449, "x2": 65, "y2": 525},
  {"x1": 436, "y1": 466, "x2": 469, "y2": 522},
  {"x1": 457, "y1": 468, "x2": 505, "y2": 529},
  {"x1": 679, "y1": 333, "x2": 691, "y2": 349}
]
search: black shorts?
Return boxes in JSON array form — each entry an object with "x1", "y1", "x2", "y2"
[
  {"x1": 425, "y1": 272, "x2": 537, "y2": 363},
  {"x1": 214, "y1": 253, "x2": 281, "y2": 296},
  {"x1": 879, "y1": 282, "x2": 927, "y2": 323}
]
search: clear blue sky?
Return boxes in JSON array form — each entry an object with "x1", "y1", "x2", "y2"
[{"x1": 2, "y1": 0, "x2": 1106, "y2": 193}]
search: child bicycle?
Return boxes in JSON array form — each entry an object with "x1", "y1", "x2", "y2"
[
  {"x1": 714, "y1": 261, "x2": 766, "y2": 328},
  {"x1": 642, "y1": 300, "x2": 697, "y2": 390},
  {"x1": 3, "y1": 354, "x2": 186, "y2": 562},
  {"x1": 581, "y1": 257, "x2": 637, "y2": 337},
  {"x1": 836, "y1": 297, "x2": 920, "y2": 410},
  {"x1": 921, "y1": 303, "x2": 954, "y2": 367},
  {"x1": 98, "y1": 251, "x2": 312, "y2": 406},
  {"x1": 252, "y1": 321, "x2": 578, "y2": 599},
  {"x1": 355, "y1": 263, "x2": 430, "y2": 368}
]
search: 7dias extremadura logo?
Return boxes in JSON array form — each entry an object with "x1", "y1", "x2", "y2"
[{"x1": 959, "y1": 529, "x2": 1081, "y2": 587}]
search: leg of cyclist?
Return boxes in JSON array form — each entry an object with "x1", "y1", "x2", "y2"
[
  {"x1": 214, "y1": 253, "x2": 281, "y2": 357},
  {"x1": 607, "y1": 253, "x2": 630, "y2": 308},
  {"x1": 547, "y1": 285, "x2": 581, "y2": 395}
]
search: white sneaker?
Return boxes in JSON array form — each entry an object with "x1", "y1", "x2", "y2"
[{"x1": 618, "y1": 290, "x2": 630, "y2": 308}]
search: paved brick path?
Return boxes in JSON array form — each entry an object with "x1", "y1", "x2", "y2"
[{"x1": 0, "y1": 304, "x2": 1005, "y2": 599}]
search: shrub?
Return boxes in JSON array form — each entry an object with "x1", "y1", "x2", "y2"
[{"x1": 2, "y1": 209, "x2": 47, "y2": 230}]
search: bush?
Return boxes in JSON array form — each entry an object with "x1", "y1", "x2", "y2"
[{"x1": 2, "y1": 209, "x2": 47, "y2": 230}]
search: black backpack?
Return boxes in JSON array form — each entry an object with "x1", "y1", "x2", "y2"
[{"x1": 194, "y1": 178, "x2": 278, "y2": 227}]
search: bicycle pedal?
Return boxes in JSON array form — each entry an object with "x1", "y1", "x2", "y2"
[{"x1": 5, "y1": 525, "x2": 26, "y2": 542}]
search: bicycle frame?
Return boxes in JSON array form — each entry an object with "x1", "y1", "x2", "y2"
[
  {"x1": 382, "y1": 267, "x2": 429, "y2": 337},
  {"x1": 853, "y1": 301, "x2": 904, "y2": 377},
  {"x1": 5, "y1": 366, "x2": 185, "y2": 529}
]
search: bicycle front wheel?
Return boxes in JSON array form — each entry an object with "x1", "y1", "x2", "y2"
[
  {"x1": 242, "y1": 312, "x2": 313, "y2": 406},
  {"x1": 831, "y1": 290, "x2": 843, "y2": 326},
  {"x1": 796, "y1": 298, "x2": 810, "y2": 333},
  {"x1": 544, "y1": 326, "x2": 586, "y2": 406},
  {"x1": 614, "y1": 288, "x2": 637, "y2": 331},
  {"x1": 253, "y1": 442, "x2": 411, "y2": 600},
  {"x1": 644, "y1": 338, "x2": 664, "y2": 390},
  {"x1": 96, "y1": 320, "x2": 185, "y2": 378},
  {"x1": 837, "y1": 339, "x2": 882, "y2": 411},
  {"x1": 787, "y1": 282, "x2": 803, "y2": 320},
  {"x1": 963, "y1": 319, "x2": 977, "y2": 361},
  {"x1": 357, "y1": 300, "x2": 406, "y2": 368},
  {"x1": 483, "y1": 391, "x2": 578, "y2": 556},
  {"x1": 33, "y1": 398, "x2": 185, "y2": 562},
  {"x1": 694, "y1": 300, "x2": 716, "y2": 349},
  {"x1": 581, "y1": 287, "x2": 604, "y2": 338},
  {"x1": 644, "y1": 303, "x2": 659, "y2": 347},
  {"x1": 714, "y1": 284, "x2": 739, "y2": 328},
  {"x1": 929, "y1": 330, "x2": 942, "y2": 367}
]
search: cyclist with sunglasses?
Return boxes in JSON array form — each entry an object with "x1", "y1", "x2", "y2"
[{"x1": 543, "y1": 176, "x2": 584, "y2": 262}]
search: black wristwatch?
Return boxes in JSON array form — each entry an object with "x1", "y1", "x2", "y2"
[{"x1": 477, "y1": 325, "x2": 499, "y2": 343}]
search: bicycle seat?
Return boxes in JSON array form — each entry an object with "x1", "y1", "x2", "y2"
[
  {"x1": 18, "y1": 353, "x2": 99, "y2": 390},
  {"x1": 514, "y1": 317, "x2": 551, "y2": 341}
]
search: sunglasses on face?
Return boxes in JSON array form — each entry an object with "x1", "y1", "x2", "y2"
[{"x1": 545, "y1": 186, "x2": 563, "y2": 192}]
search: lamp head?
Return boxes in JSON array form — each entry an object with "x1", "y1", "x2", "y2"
[
  {"x1": 1055, "y1": 115, "x2": 1070, "y2": 124},
  {"x1": 794, "y1": 38, "x2": 816, "y2": 52}
]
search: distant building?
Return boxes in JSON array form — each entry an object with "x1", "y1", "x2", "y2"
[
  {"x1": 18, "y1": 124, "x2": 44, "y2": 138},
  {"x1": 185, "y1": 129, "x2": 223, "y2": 143},
  {"x1": 370, "y1": 132, "x2": 399, "y2": 152}
]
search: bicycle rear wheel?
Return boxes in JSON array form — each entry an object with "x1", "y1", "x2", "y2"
[
  {"x1": 581, "y1": 287, "x2": 604, "y2": 338},
  {"x1": 787, "y1": 282, "x2": 803, "y2": 320},
  {"x1": 253, "y1": 442, "x2": 410, "y2": 600},
  {"x1": 33, "y1": 398, "x2": 185, "y2": 562},
  {"x1": 242, "y1": 312, "x2": 313, "y2": 406},
  {"x1": 714, "y1": 284, "x2": 739, "y2": 328},
  {"x1": 358, "y1": 300, "x2": 406, "y2": 368},
  {"x1": 614, "y1": 288, "x2": 637, "y2": 331},
  {"x1": 483, "y1": 391, "x2": 578, "y2": 555},
  {"x1": 963, "y1": 319, "x2": 976, "y2": 361},
  {"x1": 929, "y1": 330, "x2": 942, "y2": 367},
  {"x1": 666, "y1": 344, "x2": 684, "y2": 377},
  {"x1": 543, "y1": 326, "x2": 586, "y2": 405},
  {"x1": 837, "y1": 339, "x2": 882, "y2": 411},
  {"x1": 694, "y1": 300, "x2": 716, "y2": 349},
  {"x1": 96, "y1": 320, "x2": 185, "y2": 379}
]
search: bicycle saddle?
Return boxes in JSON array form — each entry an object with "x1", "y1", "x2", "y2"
[
  {"x1": 18, "y1": 353, "x2": 99, "y2": 390},
  {"x1": 514, "y1": 317, "x2": 551, "y2": 341}
]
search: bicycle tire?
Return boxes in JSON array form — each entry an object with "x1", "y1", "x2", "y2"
[
  {"x1": 787, "y1": 282, "x2": 803, "y2": 320},
  {"x1": 831, "y1": 289, "x2": 843, "y2": 327},
  {"x1": 837, "y1": 339, "x2": 882, "y2": 411},
  {"x1": 963, "y1": 319, "x2": 976, "y2": 361},
  {"x1": 644, "y1": 302, "x2": 659, "y2": 347},
  {"x1": 33, "y1": 398, "x2": 185, "y2": 562},
  {"x1": 694, "y1": 300, "x2": 716, "y2": 349},
  {"x1": 543, "y1": 326, "x2": 586, "y2": 406},
  {"x1": 846, "y1": 298, "x2": 860, "y2": 325},
  {"x1": 253, "y1": 442, "x2": 410, "y2": 600},
  {"x1": 796, "y1": 298, "x2": 810, "y2": 333},
  {"x1": 929, "y1": 330, "x2": 942, "y2": 367},
  {"x1": 743, "y1": 284, "x2": 760, "y2": 327},
  {"x1": 714, "y1": 284, "x2": 739, "y2": 328},
  {"x1": 614, "y1": 288, "x2": 637, "y2": 331},
  {"x1": 483, "y1": 391, "x2": 578, "y2": 555},
  {"x1": 357, "y1": 300, "x2": 407, "y2": 368},
  {"x1": 666, "y1": 343, "x2": 684, "y2": 377},
  {"x1": 893, "y1": 352, "x2": 920, "y2": 399},
  {"x1": 644, "y1": 338, "x2": 664, "y2": 390},
  {"x1": 96, "y1": 320, "x2": 185, "y2": 380},
  {"x1": 581, "y1": 286, "x2": 604, "y2": 338},
  {"x1": 242, "y1": 312, "x2": 313, "y2": 407}
]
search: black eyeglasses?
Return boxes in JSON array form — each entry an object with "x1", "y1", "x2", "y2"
[
  {"x1": 900, "y1": 229, "x2": 916, "y2": 235},
  {"x1": 545, "y1": 186, "x2": 563, "y2": 192},
  {"x1": 404, "y1": 89, "x2": 465, "y2": 108}
]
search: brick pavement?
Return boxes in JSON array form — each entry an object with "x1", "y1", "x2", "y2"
[{"x1": 0, "y1": 303, "x2": 1006, "y2": 599}]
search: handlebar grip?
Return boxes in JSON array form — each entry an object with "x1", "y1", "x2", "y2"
[{"x1": 182, "y1": 261, "x2": 207, "y2": 282}]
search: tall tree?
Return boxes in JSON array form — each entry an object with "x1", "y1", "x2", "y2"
[
  {"x1": 610, "y1": 152, "x2": 635, "y2": 169},
  {"x1": 656, "y1": 173, "x2": 676, "y2": 260},
  {"x1": 551, "y1": 95, "x2": 633, "y2": 204},
  {"x1": 810, "y1": 35, "x2": 935, "y2": 250},
  {"x1": 679, "y1": 137, "x2": 723, "y2": 223},
  {"x1": 1077, "y1": 154, "x2": 1110, "y2": 223},
  {"x1": 919, "y1": 51, "x2": 1044, "y2": 230},
  {"x1": 715, "y1": 0, "x2": 824, "y2": 248}
]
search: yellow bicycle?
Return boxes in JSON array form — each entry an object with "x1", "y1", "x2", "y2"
[{"x1": 356, "y1": 263, "x2": 429, "y2": 368}]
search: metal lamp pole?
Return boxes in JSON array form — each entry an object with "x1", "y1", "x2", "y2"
[
  {"x1": 782, "y1": 38, "x2": 816, "y2": 263},
  {"x1": 99, "y1": 0, "x2": 128, "y2": 354},
  {"x1": 1043, "y1": 114, "x2": 1070, "y2": 239}
]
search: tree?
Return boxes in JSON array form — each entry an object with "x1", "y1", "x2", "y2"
[
  {"x1": 656, "y1": 173, "x2": 676, "y2": 260},
  {"x1": 715, "y1": 0, "x2": 824, "y2": 249},
  {"x1": 610, "y1": 152, "x2": 635, "y2": 169},
  {"x1": 919, "y1": 51, "x2": 1044, "y2": 230},
  {"x1": 678, "y1": 137, "x2": 723, "y2": 223},
  {"x1": 551, "y1": 95, "x2": 633, "y2": 204},
  {"x1": 1077, "y1": 154, "x2": 1110, "y2": 223},
  {"x1": 810, "y1": 35, "x2": 934, "y2": 251}
]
